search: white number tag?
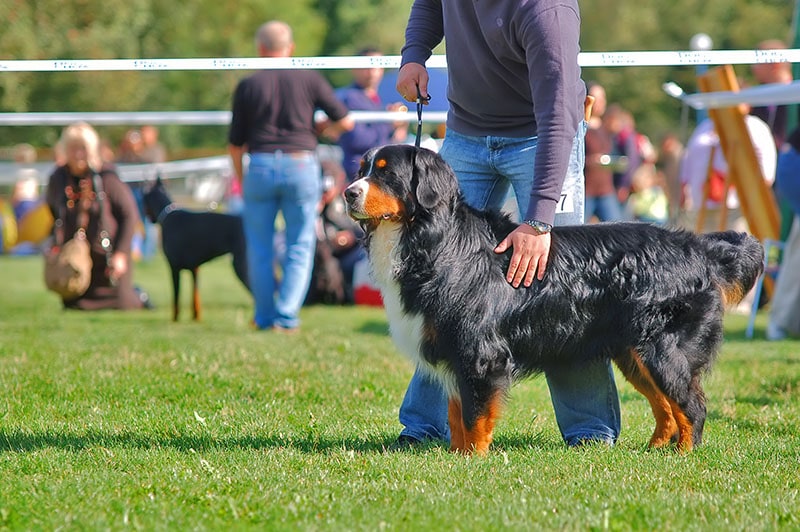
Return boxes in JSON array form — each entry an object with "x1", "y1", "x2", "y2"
[{"x1": 556, "y1": 192, "x2": 574, "y2": 214}]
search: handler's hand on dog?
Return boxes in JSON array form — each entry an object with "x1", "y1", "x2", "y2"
[
  {"x1": 495, "y1": 225, "x2": 550, "y2": 287},
  {"x1": 396, "y1": 63, "x2": 430, "y2": 103}
]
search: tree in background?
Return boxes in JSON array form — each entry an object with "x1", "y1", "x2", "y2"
[{"x1": 579, "y1": 0, "x2": 794, "y2": 141}]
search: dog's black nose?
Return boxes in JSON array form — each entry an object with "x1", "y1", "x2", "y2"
[{"x1": 344, "y1": 186, "x2": 361, "y2": 203}]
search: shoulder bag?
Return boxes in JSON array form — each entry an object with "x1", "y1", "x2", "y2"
[{"x1": 44, "y1": 173, "x2": 112, "y2": 299}]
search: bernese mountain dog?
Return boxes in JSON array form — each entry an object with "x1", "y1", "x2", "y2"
[{"x1": 344, "y1": 144, "x2": 764, "y2": 455}]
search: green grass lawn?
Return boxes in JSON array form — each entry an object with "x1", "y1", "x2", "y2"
[{"x1": 1, "y1": 254, "x2": 799, "y2": 531}]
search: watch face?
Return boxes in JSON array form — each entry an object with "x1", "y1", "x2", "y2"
[{"x1": 524, "y1": 220, "x2": 551, "y2": 234}]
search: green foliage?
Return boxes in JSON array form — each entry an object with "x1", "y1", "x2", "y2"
[
  {"x1": 0, "y1": 0, "x2": 795, "y2": 151},
  {"x1": 1, "y1": 254, "x2": 800, "y2": 529},
  {"x1": 579, "y1": 0, "x2": 795, "y2": 141}
]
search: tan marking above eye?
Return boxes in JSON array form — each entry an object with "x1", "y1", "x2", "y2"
[{"x1": 376, "y1": 158, "x2": 387, "y2": 168}]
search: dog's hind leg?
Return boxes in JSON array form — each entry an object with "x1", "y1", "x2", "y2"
[
  {"x1": 666, "y1": 374, "x2": 706, "y2": 452},
  {"x1": 687, "y1": 375, "x2": 707, "y2": 447},
  {"x1": 614, "y1": 349, "x2": 678, "y2": 448},
  {"x1": 661, "y1": 398, "x2": 698, "y2": 452},
  {"x1": 618, "y1": 346, "x2": 708, "y2": 452},
  {"x1": 191, "y1": 267, "x2": 201, "y2": 321}
]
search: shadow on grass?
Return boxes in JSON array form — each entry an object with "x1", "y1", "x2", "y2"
[
  {"x1": 0, "y1": 428, "x2": 565, "y2": 455},
  {"x1": 0, "y1": 429, "x2": 426, "y2": 455},
  {"x1": 356, "y1": 319, "x2": 390, "y2": 336}
]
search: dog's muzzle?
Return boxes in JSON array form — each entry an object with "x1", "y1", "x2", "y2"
[{"x1": 344, "y1": 180, "x2": 370, "y2": 220}]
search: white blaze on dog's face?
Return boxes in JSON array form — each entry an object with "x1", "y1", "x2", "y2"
[{"x1": 343, "y1": 148, "x2": 407, "y2": 222}]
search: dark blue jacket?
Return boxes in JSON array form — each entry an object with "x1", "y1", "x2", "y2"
[{"x1": 336, "y1": 83, "x2": 397, "y2": 181}]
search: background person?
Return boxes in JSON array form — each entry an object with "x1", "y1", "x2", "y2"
[
  {"x1": 767, "y1": 127, "x2": 800, "y2": 341},
  {"x1": 127, "y1": 126, "x2": 167, "y2": 262},
  {"x1": 584, "y1": 89, "x2": 624, "y2": 223},
  {"x1": 750, "y1": 39, "x2": 794, "y2": 150},
  {"x1": 45, "y1": 122, "x2": 149, "y2": 310},
  {"x1": 228, "y1": 20, "x2": 354, "y2": 333},
  {"x1": 139, "y1": 125, "x2": 167, "y2": 164},
  {"x1": 336, "y1": 47, "x2": 409, "y2": 181},
  {"x1": 117, "y1": 129, "x2": 144, "y2": 163},
  {"x1": 393, "y1": 0, "x2": 620, "y2": 449},
  {"x1": 750, "y1": 39, "x2": 796, "y2": 243},
  {"x1": 679, "y1": 109, "x2": 776, "y2": 234}
]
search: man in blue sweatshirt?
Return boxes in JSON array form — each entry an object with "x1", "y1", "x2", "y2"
[{"x1": 394, "y1": 0, "x2": 621, "y2": 448}]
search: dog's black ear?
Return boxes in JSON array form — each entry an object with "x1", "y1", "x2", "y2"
[{"x1": 413, "y1": 148, "x2": 459, "y2": 210}]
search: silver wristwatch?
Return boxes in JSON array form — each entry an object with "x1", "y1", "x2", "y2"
[{"x1": 522, "y1": 219, "x2": 553, "y2": 235}]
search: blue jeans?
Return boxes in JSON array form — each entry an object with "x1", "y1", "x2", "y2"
[
  {"x1": 585, "y1": 193, "x2": 624, "y2": 222},
  {"x1": 243, "y1": 151, "x2": 320, "y2": 329},
  {"x1": 399, "y1": 125, "x2": 621, "y2": 446}
]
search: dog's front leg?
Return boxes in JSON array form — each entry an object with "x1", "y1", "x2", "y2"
[
  {"x1": 451, "y1": 391, "x2": 504, "y2": 456},
  {"x1": 171, "y1": 266, "x2": 181, "y2": 322},
  {"x1": 448, "y1": 398, "x2": 466, "y2": 451}
]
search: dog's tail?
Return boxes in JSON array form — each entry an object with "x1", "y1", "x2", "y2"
[{"x1": 699, "y1": 231, "x2": 765, "y2": 306}]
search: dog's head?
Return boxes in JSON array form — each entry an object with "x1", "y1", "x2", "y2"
[
  {"x1": 343, "y1": 144, "x2": 460, "y2": 230},
  {"x1": 141, "y1": 176, "x2": 173, "y2": 223}
]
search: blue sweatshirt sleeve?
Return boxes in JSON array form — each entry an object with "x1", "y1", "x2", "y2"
[
  {"x1": 519, "y1": 3, "x2": 584, "y2": 224},
  {"x1": 400, "y1": 0, "x2": 444, "y2": 68}
]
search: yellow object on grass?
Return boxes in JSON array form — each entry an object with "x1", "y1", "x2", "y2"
[
  {"x1": 17, "y1": 202, "x2": 54, "y2": 244},
  {"x1": 0, "y1": 199, "x2": 18, "y2": 251}
]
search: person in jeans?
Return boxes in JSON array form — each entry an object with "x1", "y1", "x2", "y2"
[
  {"x1": 228, "y1": 20, "x2": 353, "y2": 332},
  {"x1": 393, "y1": 0, "x2": 621, "y2": 447}
]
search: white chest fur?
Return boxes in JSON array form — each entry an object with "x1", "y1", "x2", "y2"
[
  {"x1": 368, "y1": 223, "x2": 457, "y2": 396},
  {"x1": 369, "y1": 224, "x2": 424, "y2": 363}
]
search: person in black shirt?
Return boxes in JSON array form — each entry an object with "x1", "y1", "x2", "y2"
[{"x1": 228, "y1": 20, "x2": 353, "y2": 333}]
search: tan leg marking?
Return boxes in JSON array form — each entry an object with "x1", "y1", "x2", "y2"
[
  {"x1": 667, "y1": 397, "x2": 694, "y2": 453},
  {"x1": 448, "y1": 399, "x2": 466, "y2": 452},
  {"x1": 458, "y1": 392, "x2": 503, "y2": 456},
  {"x1": 615, "y1": 350, "x2": 678, "y2": 448},
  {"x1": 192, "y1": 268, "x2": 201, "y2": 321}
]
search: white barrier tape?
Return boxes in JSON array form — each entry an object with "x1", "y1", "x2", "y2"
[
  {"x1": 0, "y1": 111, "x2": 231, "y2": 126},
  {"x1": 0, "y1": 110, "x2": 449, "y2": 126},
  {"x1": 3, "y1": 50, "x2": 800, "y2": 72},
  {"x1": 578, "y1": 49, "x2": 800, "y2": 67},
  {"x1": 0, "y1": 156, "x2": 232, "y2": 186}
]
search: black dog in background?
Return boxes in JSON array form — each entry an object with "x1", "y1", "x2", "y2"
[{"x1": 142, "y1": 177, "x2": 249, "y2": 321}]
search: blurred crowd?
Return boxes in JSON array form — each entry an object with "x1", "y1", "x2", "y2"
[{"x1": 2, "y1": 35, "x2": 799, "y2": 337}]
